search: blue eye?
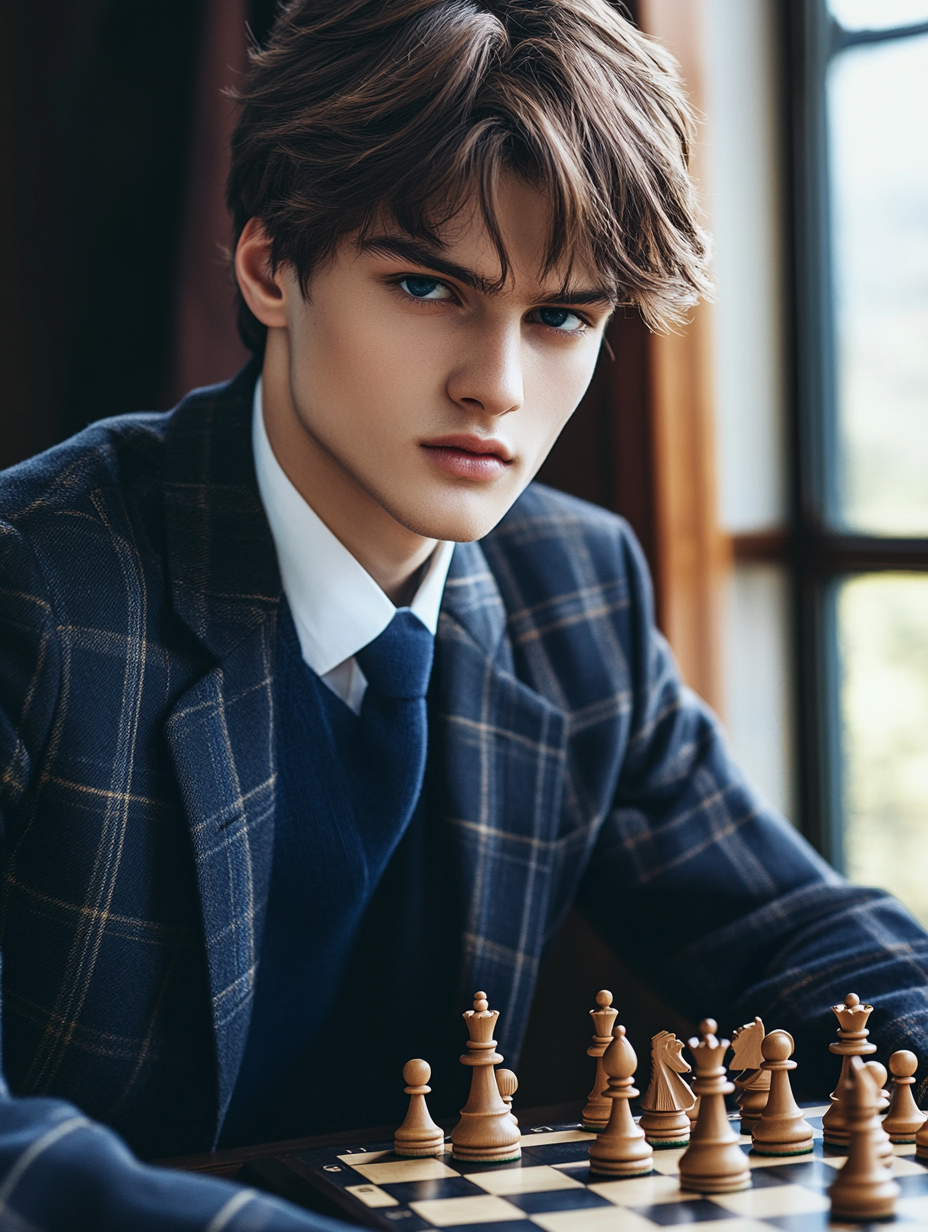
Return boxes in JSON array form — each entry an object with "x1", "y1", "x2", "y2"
[
  {"x1": 537, "y1": 307, "x2": 583, "y2": 330},
  {"x1": 400, "y1": 276, "x2": 449, "y2": 299}
]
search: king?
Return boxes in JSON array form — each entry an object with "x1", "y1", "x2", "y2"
[{"x1": 451, "y1": 993, "x2": 522, "y2": 1163}]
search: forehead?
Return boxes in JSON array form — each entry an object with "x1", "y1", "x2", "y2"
[{"x1": 359, "y1": 176, "x2": 615, "y2": 302}]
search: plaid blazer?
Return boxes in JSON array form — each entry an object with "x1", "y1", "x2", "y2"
[{"x1": 3, "y1": 363, "x2": 928, "y2": 1228}]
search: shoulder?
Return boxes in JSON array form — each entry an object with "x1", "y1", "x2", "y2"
[
  {"x1": 0, "y1": 410, "x2": 172, "y2": 528},
  {"x1": 0, "y1": 365, "x2": 256, "y2": 603},
  {"x1": 0, "y1": 411, "x2": 175, "y2": 615},
  {"x1": 480, "y1": 482, "x2": 650, "y2": 606}
]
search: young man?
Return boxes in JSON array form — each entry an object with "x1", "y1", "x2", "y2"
[{"x1": 1, "y1": 1, "x2": 927, "y2": 1228}]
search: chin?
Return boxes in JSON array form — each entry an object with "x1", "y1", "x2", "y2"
[{"x1": 387, "y1": 486, "x2": 521, "y2": 545}]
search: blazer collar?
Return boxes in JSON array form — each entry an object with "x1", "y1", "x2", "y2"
[
  {"x1": 439, "y1": 539, "x2": 511, "y2": 668},
  {"x1": 163, "y1": 357, "x2": 281, "y2": 660}
]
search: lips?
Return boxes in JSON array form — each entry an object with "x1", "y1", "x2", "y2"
[{"x1": 420, "y1": 434, "x2": 514, "y2": 482}]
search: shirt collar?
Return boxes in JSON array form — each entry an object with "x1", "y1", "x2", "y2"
[{"x1": 252, "y1": 375, "x2": 453, "y2": 678}]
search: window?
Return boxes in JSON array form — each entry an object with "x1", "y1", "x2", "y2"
[{"x1": 788, "y1": 0, "x2": 928, "y2": 921}]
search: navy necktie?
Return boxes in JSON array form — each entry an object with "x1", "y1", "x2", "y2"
[{"x1": 355, "y1": 608, "x2": 435, "y2": 830}]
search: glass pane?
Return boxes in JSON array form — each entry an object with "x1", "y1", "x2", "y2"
[
  {"x1": 828, "y1": 0, "x2": 928, "y2": 29},
  {"x1": 839, "y1": 573, "x2": 928, "y2": 926},
  {"x1": 828, "y1": 35, "x2": 928, "y2": 534},
  {"x1": 723, "y1": 564, "x2": 795, "y2": 822}
]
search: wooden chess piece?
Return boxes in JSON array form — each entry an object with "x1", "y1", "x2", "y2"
[
  {"x1": 877, "y1": 1049, "x2": 921, "y2": 1143},
  {"x1": 750, "y1": 1030, "x2": 814, "y2": 1156},
  {"x1": 730, "y1": 1017, "x2": 771, "y2": 1134},
  {"x1": 581, "y1": 990, "x2": 619, "y2": 1131},
  {"x1": 451, "y1": 992, "x2": 522, "y2": 1163},
  {"x1": 678, "y1": 1018, "x2": 751, "y2": 1194},
  {"x1": 866, "y1": 1059, "x2": 891, "y2": 1113},
  {"x1": 639, "y1": 1030, "x2": 695, "y2": 1148},
  {"x1": 496, "y1": 1069, "x2": 518, "y2": 1125},
  {"x1": 863, "y1": 1062, "x2": 893, "y2": 1164},
  {"x1": 829, "y1": 1057, "x2": 899, "y2": 1223},
  {"x1": 394, "y1": 1059, "x2": 446, "y2": 1157},
  {"x1": 588, "y1": 1025, "x2": 654, "y2": 1176},
  {"x1": 822, "y1": 993, "x2": 877, "y2": 1147},
  {"x1": 916, "y1": 1083, "x2": 928, "y2": 1160}
]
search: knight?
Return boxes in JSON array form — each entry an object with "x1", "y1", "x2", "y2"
[
  {"x1": 639, "y1": 1030, "x2": 696, "y2": 1148},
  {"x1": 730, "y1": 1017, "x2": 772, "y2": 1133}
]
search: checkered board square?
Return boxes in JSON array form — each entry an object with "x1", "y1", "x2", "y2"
[{"x1": 248, "y1": 1110, "x2": 928, "y2": 1231}]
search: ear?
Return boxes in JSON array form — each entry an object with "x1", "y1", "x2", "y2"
[{"x1": 235, "y1": 218, "x2": 290, "y2": 329}]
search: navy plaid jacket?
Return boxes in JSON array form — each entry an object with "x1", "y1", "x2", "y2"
[{"x1": 2, "y1": 363, "x2": 928, "y2": 1230}]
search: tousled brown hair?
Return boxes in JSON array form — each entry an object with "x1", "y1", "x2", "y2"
[{"x1": 227, "y1": 0, "x2": 711, "y2": 351}]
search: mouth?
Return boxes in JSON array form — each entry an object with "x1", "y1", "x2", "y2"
[{"x1": 420, "y1": 434, "x2": 514, "y2": 482}]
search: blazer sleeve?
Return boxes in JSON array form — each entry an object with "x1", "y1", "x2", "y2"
[
  {"x1": 0, "y1": 522, "x2": 347, "y2": 1231},
  {"x1": 576, "y1": 522, "x2": 928, "y2": 1095}
]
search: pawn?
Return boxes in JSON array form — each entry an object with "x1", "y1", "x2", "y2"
[
  {"x1": 863, "y1": 1062, "x2": 893, "y2": 1164},
  {"x1": 865, "y1": 1059, "x2": 891, "y2": 1114},
  {"x1": 750, "y1": 1031, "x2": 814, "y2": 1156},
  {"x1": 496, "y1": 1069, "x2": 519, "y2": 1126},
  {"x1": 588, "y1": 1025, "x2": 654, "y2": 1177},
  {"x1": 394, "y1": 1059, "x2": 445, "y2": 1158},
  {"x1": 830, "y1": 1057, "x2": 899, "y2": 1223},
  {"x1": 916, "y1": 1088, "x2": 928, "y2": 1160}
]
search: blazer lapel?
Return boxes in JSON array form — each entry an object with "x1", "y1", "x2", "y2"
[
  {"x1": 161, "y1": 362, "x2": 282, "y2": 1136},
  {"x1": 437, "y1": 541, "x2": 568, "y2": 1058}
]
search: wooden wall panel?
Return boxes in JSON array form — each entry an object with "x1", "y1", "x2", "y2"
[{"x1": 543, "y1": 0, "x2": 728, "y2": 713}]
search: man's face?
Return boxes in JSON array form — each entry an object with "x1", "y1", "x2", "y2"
[{"x1": 274, "y1": 175, "x2": 614, "y2": 543}]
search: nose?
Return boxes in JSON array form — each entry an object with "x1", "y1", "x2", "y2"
[{"x1": 446, "y1": 322, "x2": 524, "y2": 418}]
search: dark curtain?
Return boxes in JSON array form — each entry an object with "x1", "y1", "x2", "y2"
[{"x1": 0, "y1": 0, "x2": 278, "y2": 470}]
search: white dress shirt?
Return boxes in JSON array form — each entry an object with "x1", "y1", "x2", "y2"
[{"x1": 252, "y1": 377, "x2": 454, "y2": 713}]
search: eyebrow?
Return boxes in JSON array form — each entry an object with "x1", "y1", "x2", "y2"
[{"x1": 356, "y1": 233, "x2": 618, "y2": 308}]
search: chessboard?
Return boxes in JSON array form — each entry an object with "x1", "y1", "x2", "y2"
[{"x1": 242, "y1": 1108, "x2": 928, "y2": 1230}]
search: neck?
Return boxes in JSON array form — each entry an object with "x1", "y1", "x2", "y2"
[{"x1": 261, "y1": 331, "x2": 437, "y2": 605}]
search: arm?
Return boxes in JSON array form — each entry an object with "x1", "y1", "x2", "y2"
[
  {"x1": 577, "y1": 525, "x2": 928, "y2": 1095},
  {"x1": 0, "y1": 522, "x2": 346, "y2": 1230}
]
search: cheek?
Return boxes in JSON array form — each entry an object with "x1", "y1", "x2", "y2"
[
  {"x1": 291, "y1": 302, "x2": 439, "y2": 438},
  {"x1": 521, "y1": 348, "x2": 600, "y2": 455}
]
